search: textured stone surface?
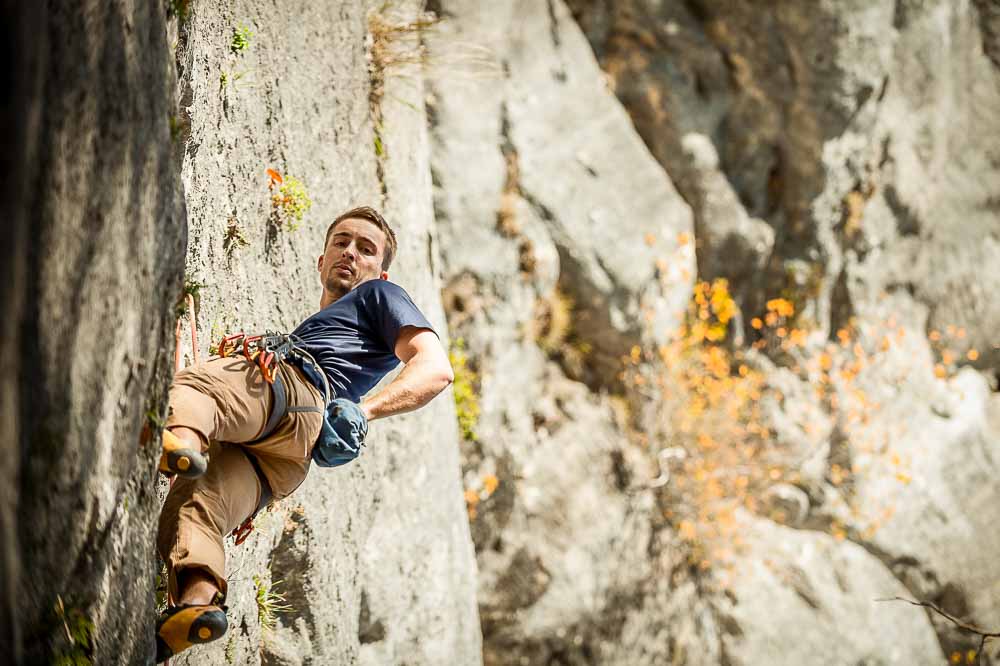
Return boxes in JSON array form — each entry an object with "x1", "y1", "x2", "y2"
[
  {"x1": 427, "y1": 1, "x2": 702, "y2": 664},
  {"x1": 169, "y1": 1, "x2": 479, "y2": 663},
  {"x1": 564, "y1": 0, "x2": 1000, "y2": 662},
  {"x1": 429, "y1": 0, "x2": 695, "y2": 390},
  {"x1": 14, "y1": 0, "x2": 1000, "y2": 663},
  {"x1": 718, "y1": 514, "x2": 946, "y2": 666},
  {"x1": 569, "y1": 0, "x2": 1000, "y2": 365},
  {"x1": 11, "y1": 2, "x2": 185, "y2": 664},
  {"x1": 3, "y1": 2, "x2": 45, "y2": 661},
  {"x1": 431, "y1": 0, "x2": 999, "y2": 663}
]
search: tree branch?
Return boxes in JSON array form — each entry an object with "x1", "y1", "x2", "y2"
[{"x1": 876, "y1": 596, "x2": 1000, "y2": 666}]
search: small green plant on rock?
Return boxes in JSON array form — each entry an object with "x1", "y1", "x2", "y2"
[
  {"x1": 224, "y1": 633, "x2": 237, "y2": 663},
  {"x1": 146, "y1": 408, "x2": 166, "y2": 431},
  {"x1": 223, "y1": 219, "x2": 249, "y2": 260},
  {"x1": 154, "y1": 569, "x2": 169, "y2": 612},
  {"x1": 269, "y1": 172, "x2": 312, "y2": 232},
  {"x1": 527, "y1": 288, "x2": 593, "y2": 379},
  {"x1": 52, "y1": 596, "x2": 95, "y2": 666},
  {"x1": 168, "y1": 115, "x2": 182, "y2": 144},
  {"x1": 253, "y1": 574, "x2": 292, "y2": 634},
  {"x1": 220, "y1": 69, "x2": 254, "y2": 94},
  {"x1": 167, "y1": 0, "x2": 190, "y2": 23},
  {"x1": 449, "y1": 339, "x2": 480, "y2": 442},
  {"x1": 175, "y1": 275, "x2": 205, "y2": 317},
  {"x1": 230, "y1": 25, "x2": 253, "y2": 54}
]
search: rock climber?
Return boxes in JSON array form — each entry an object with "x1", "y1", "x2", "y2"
[{"x1": 153, "y1": 206, "x2": 454, "y2": 662}]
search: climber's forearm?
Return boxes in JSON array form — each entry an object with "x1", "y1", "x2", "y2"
[{"x1": 361, "y1": 354, "x2": 453, "y2": 421}]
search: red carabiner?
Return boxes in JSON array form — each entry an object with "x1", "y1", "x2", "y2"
[
  {"x1": 258, "y1": 351, "x2": 276, "y2": 384},
  {"x1": 232, "y1": 516, "x2": 255, "y2": 545},
  {"x1": 242, "y1": 335, "x2": 263, "y2": 362},
  {"x1": 218, "y1": 332, "x2": 245, "y2": 358}
]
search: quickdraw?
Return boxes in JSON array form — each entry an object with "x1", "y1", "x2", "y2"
[{"x1": 217, "y1": 331, "x2": 301, "y2": 384}]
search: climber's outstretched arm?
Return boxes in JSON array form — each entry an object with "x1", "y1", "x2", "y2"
[{"x1": 360, "y1": 326, "x2": 454, "y2": 421}]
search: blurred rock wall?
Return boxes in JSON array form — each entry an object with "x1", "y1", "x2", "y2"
[
  {"x1": 10, "y1": 2, "x2": 186, "y2": 664},
  {"x1": 431, "y1": 0, "x2": 1000, "y2": 664}
]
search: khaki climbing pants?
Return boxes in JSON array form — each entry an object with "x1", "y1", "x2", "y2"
[{"x1": 157, "y1": 356, "x2": 324, "y2": 603}]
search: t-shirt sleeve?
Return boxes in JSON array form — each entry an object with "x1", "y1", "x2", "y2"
[{"x1": 366, "y1": 281, "x2": 436, "y2": 353}]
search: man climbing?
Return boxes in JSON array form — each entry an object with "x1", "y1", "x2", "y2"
[{"x1": 154, "y1": 206, "x2": 454, "y2": 662}]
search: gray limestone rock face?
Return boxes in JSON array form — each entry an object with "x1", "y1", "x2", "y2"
[
  {"x1": 13, "y1": 0, "x2": 1000, "y2": 663},
  {"x1": 428, "y1": 0, "x2": 701, "y2": 663},
  {"x1": 569, "y1": 0, "x2": 1000, "y2": 364},
  {"x1": 2, "y1": 2, "x2": 46, "y2": 661},
  {"x1": 168, "y1": 1, "x2": 480, "y2": 664},
  {"x1": 565, "y1": 0, "x2": 1000, "y2": 662},
  {"x1": 13, "y1": 1, "x2": 481, "y2": 663},
  {"x1": 429, "y1": 0, "x2": 1000, "y2": 663},
  {"x1": 717, "y1": 515, "x2": 946, "y2": 666},
  {"x1": 429, "y1": 0, "x2": 695, "y2": 392}
]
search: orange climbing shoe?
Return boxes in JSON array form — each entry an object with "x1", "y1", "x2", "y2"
[
  {"x1": 158, "y1": 430, "x2": 208, "y2": 479},
  {"x1": 155, "y1": 604, "x2": 228, "y2": 663}
]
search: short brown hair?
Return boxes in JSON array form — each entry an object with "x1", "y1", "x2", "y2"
[{"x1": 324, "y1": 206, "x2": 397, "y2": 271}]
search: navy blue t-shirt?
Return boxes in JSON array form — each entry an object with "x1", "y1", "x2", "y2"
[{"x1": 291, "y1": 279, "x2": 435, "y2": 403}]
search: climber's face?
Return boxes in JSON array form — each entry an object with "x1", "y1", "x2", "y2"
[{"x1": 318, "y1": 217, "x2": 389, "y2": 301}]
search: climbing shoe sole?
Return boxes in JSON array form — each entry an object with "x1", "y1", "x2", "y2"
[
  {"x1": 159, "y1": 430, "x2": 208, "y2": 479},
  {"x1": 155, "y1": 604, "x2": 228, "y2": 662}
]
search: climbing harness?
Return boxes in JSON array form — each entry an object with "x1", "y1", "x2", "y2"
[{"x1": 219, "y1": 331, "x2": 331, "y2": 545}]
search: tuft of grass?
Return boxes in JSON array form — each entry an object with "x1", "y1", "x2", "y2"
[
  {"x1": 224, "y1": 632, "x2": 237, "y2": 663},
  {"x1": 253, "y1": 574, "x2": 292, "y2": 634},
  {"x1": 167, "y1": 0, "x2": 190, "y2": 23},
  {"x1": 230, "y1": 24, "x2": 253, "y2": 54},
  {"x1": 366, "y1": 4, "x2": 498, "y2": 94},
  {"x1": 223, "y1": 218, "x2": 249, "y2": 259},
  {"x1": 449, "y1": 339, "x2": 480, "y2": 442},
  {"x1": 146, "y1": 409, "x2": 166, "y2": 430},
  {"x1": 366, "y1": 7, "x2": 439, "y2": 170},
  {"x1": 175, "y1": 275, "x2": 205, "y2": 317},
  {"x1": 367, "y1": 6, "x2": 440, "y2": 89},
  {"x1": 52, "y1": 596, "x2": 95, "y2": 666},
  {"x1": 168, "y1": 115, "x2": 182, "y2": 144},
  {"x1": 365, "y1": 5, "x2": 498, "y2": 187},
  {"x1": 528, "y1": 288, "x2": 592, "y2": 378},
  {"x1": 530, "y1": 288, "x2": 574, "y2": 356}
]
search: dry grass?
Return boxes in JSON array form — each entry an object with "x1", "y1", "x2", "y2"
[
  {"x1": 496, "y1": 150, "x2": 521, "y2": 237},
  {"x1": 366, "y1": 2, "x2": 500, "y2": 110}
]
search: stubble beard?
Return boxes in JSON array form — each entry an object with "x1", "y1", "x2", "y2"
[
  {"x1": 324, "y1": 274, "x2": 353, "y2": 302},
  {"x1": 324, "y1": 269, "x2": 379, "y2": 302}
]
